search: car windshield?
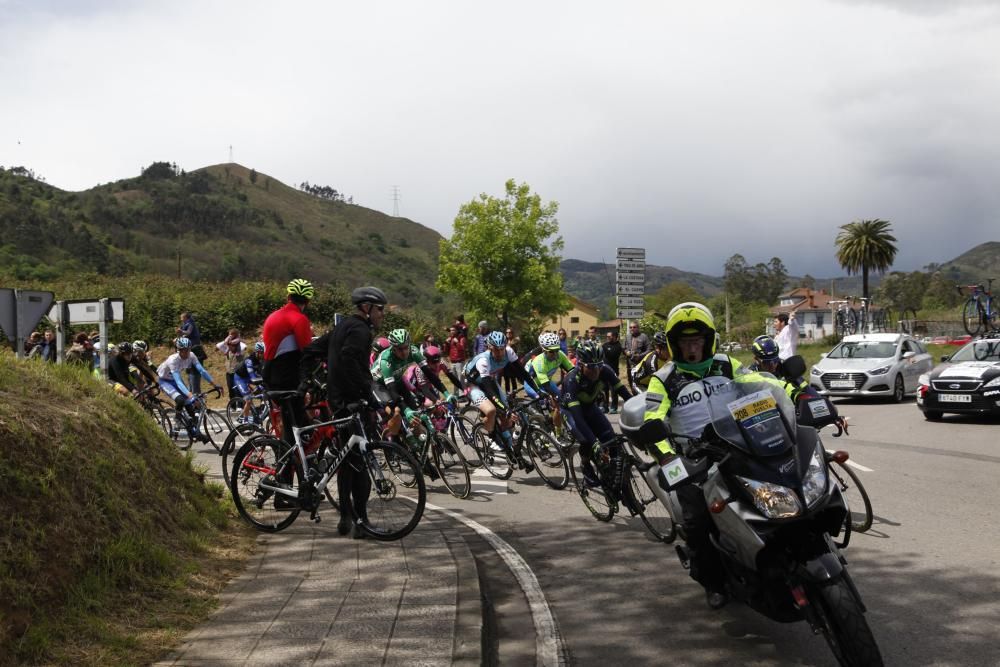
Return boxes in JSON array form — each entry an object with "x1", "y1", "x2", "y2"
[
  {"x1": 949, "y1": 339, "x2": 1000, "y2": 363},
  {"x1": 827, "y1": 341, "x2": 896, "y2": 360}
]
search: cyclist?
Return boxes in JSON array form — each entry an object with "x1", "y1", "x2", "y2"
[
  {"x1": 321, "y1": 285, "x2": 388, "y2": 537},
  {"x1": 463, "y1": 330, "x2": 542, "y2": 471},
  {"x1": 128, "y1": 340, "x2": 158, "y2": 391},
  {"x1": 630, "y1": 331, "x2": 671, "y2": 389},
  {"x1": 233, "y1": 341, "x2": 265, "y2": 424},
  {"x1": 403, "y1": 345, "x2": 463, "y2": 403},
  {"x1": 369, "y1": 336, "x2": 390, "y2": 366},
  {"x1": 157, "y1": 336, "x2": 221, "y2": 442},
  {"x1": 107, "y1": 341, "x2": 141, "y2": 397},
  {"x1": 373, "y1": 329, "x2": 454, "y2": 419},
  {"x1": 262, "y1": 278, "x2": 315, "y2": 445},
  {"x1": 522, "y1": 332, "x2": 574, "y2": 399},
  {"x1": 561, "y1": 340, "x2": 632, "y2": 487}
]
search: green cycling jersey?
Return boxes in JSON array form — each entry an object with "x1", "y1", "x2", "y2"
[
  {"x1": 372, "y1": 345, "x2": 426, "y2": 385},
  {"x1": 529, "y1": 349, "x2": 574, "y2": 386}
]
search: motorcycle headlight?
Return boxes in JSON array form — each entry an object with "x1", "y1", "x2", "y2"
[
  {"x1": 868, "y1": 364, "x2": 892, "y2": 376},
  {"x1": 736, "y1": 477, "x2": 802, "y2": 519},
  {"x1": 802, "y1": 447, "x2": 828, "y2": 507},
  {"x1": 984, "y1": 376, "x2": 1000, "y2": 388}
]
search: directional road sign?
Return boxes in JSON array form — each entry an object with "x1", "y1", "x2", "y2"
[
  {"x1": 616, "y1": 259, "x2": 645, "y2": 271},
  {"x1": 616, "y1": 272, "x2": 645, "y2": 284},
  {"x1": 47, "y1": 298, "x2": 124, "y2": 325},
  {"x1": 617, "y1": 308, "x2": 645, "y2": 319},
  {"x1": 0, "y1": 289, "x2": 54, "y2": 341},
  {"x1": 616, "y1": 247, "x2": 645, "y2": 259},
  {"x1": 616, "y1": 295, "x2": 644, "y2": 307},
  {"x1": 615, "y1": 284, "x2": 644, "y2": 296}
]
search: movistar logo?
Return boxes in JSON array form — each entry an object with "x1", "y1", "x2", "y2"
[{"x1": 667, "y1": 466, "x2": 683, "y2": 479}]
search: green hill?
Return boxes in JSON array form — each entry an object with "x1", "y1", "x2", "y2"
[
  {"x1": 0, "y1": 163, "x2": 445, "y2": 305},
  {"x1": 937, "y1": 241, "x2": 1000, "y2": 283}
]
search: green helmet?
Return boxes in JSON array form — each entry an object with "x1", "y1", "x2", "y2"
[
  {"x1": 286, "y1": 278, "x2": 314, "y2": 300},
  {"x1": 387, "y1": 328, "x2": 411, "y2": 347}
]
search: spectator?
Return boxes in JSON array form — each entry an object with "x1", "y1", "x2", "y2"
[
  {"x1": 473, "y1": 320, "x2": 489, "y2": 356},
  {"x1": 177, "y1": 312, "x2": 207, "y2": 395},
  {"x1": 23, "y1": 331, "x2": 42, "y2": 357},
  {"x1": 558, "y1": 328, "x2": 568, "y2": 354},
  {"x1": 420, "y1": 333, "x2": 437, "y2": 356},
  {"x1": 625, "y1": 322, "x2": 650, "y2": 365},
  {"x1": 443, "y1": 325, "x2": 467, "y2": 391},
  {"x1": 453, "y1": 314, "x2": 469, "y2": 341},
  {"x1": 587, "y1": 326, "x2": 598, "y2": 341},
  {"x1": 29, "y1": 329, "x2": 57, "y2": 362},
  {"x1": 65, "y1": 332, "x2": 95, "y2": 370},
  {"x1": 774, "y1": 310, "x2": 799, "y2": 361},
  {"x1": 216, "y1": 328, "x2": 247, "y2": 400},
  {"x1": 503, "y1": 327, "x2": 522, "y2": 394},
  {"x1": 601, "y1": 331, "x2": 625, "y2": 413}
]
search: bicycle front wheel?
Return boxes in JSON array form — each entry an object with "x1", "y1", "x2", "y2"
[
  {"x1": 431, "y1": 433, "x2": 471, "y2": 499},
  {"x1": 525, "y1": 427, "x2": 569, "y2": 490},
  {"x1": 569, "y1": 452, "x2": 614, "y2": 521},
  {"x1": 144, "y1": 401, "x2": 172, "y2": 440},
  {"x1": 220, "y1": 422, "x2": 266, "y2": 483},
  {"x1": 474, "y1": 424, "x2": 513, "y2": 480},
  {"x1": 449, "y1": 412, "x2": 482, "y2": 468},
  {"x1": 230, "y1": 436, "x2": 302, "y2": 532},
  {"x1": 830, "y1": 459, "x2": 873, "y2": 533},
  {"x1": 225, "y1": 396, "x2": 246, "y2": 426},
  {"x1": 963, "y1": 299, "x2": 984, "y2": 335},
  {"x1": 201, "y1": 409, "x2": 230, "y2": 452},
  {"x1": 359, "y1": 440, "x2": 426, "y2": 540},
  {"x1": 626, "y1": 461, "x2": 676, "y2": 543}
]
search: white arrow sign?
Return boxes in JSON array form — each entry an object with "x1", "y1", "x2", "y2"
[
  {"x1": 616, "y1": 260, "x2": 645, "y2": 271},
  {"x1": 616, "y1": 247, "x2": 645, "y2": 259},
  {"x1": 617, "y1": 308, "x2": 645, "y2": 319},
  {"x1": 616, "y1": 272, "x2": 645, "y2": 284},
  {"x1": 616, "y1": 296, "x2": 644, "y2": 307},
  {"x1": 615, "y1": 284, "x2": 644, "y2": 295}
]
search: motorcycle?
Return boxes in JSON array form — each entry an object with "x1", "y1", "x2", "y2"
[{"x1": 620, "y1": 370, "x2": 883, "y2": 667}]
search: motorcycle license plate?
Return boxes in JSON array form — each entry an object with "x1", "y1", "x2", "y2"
[
  {"x1": 829, "y1": 380, "x2": 854, "y2": 388},
  {"x1": 939, "y1": 393, "x2": 971, "y2": 403}
]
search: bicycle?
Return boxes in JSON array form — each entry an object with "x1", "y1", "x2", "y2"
[
  {"x1": 812, "y1": 416, "x2": 873, "y2": 547},
  {"x1": 163, "y1": 387, "x2": 228, "y2": 451},
  {"x1": 568, "y1": 434, "x2": 673, "y2": 542},
  {"x1": 134, "y1": 384, "x2": 173, "y2": 439},
  {"x1": 226, "y1": 385, "x2": 269, "y2": 427},
  {"x1": 958, "y1": 278, "x2": 997, "y2": 336},
  {"x1": 470, "y1": 394, "x2": 570, "y2": 489},
  {"x1": 229, "y1": 396, "x2": 425, "y2": 539},
  {"x1": 830, "y1": 300, "x2": 857, "y2": 336},
  {"x1": 398, "y1": 400, "x2": 472, "y2": 499}
]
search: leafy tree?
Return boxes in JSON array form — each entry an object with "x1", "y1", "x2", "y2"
[
  {"x1": 723, "y1": 254, "x2": 788, "y2": 305},
  {"x1": 835, "y1": 219, "x2": 898, "y2": 300},
  {"x1": 647, "y1": 281, "x2": 703, "y2": 315},
  {"x1": 141, "y1": 161, "x2": 177, "y2": 180},
  {"x1": 875, "y1": 271, "x2": 929, "y2": 312},
  {"x1": 249, "y1": 168, "x2": 258, "y2": 184},
  {"x1": 801, "y1": 273, "x2": 816, "y2": 290},
  {"x1": 437, "y1": 179, "x2": 568, "y2": 328}
]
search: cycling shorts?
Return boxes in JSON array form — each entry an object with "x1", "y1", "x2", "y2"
[
  {"x1": 233, "y1": 374, "x2": 253, "y2": 398},
  {"x1": 469, "y1": 385, "x2": 507, "y2": 409},
  {"x1": 159, "y1": 378, "x2": 190, "y2": 403}
]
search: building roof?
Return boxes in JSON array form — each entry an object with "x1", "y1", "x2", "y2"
[
  {"x1": 770, "y1": 287, "x2": 841, "y2": 314},
  {"x1": 568, "y1": 295, "x2": 600, "y2": 316}
]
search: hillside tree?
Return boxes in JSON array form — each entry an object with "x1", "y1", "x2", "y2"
[
  {"x1": 437, "y1": 179, "x2": 568, "y2": 328},
  {"x1": 647, "y1": 281, "x2": 703, "y2": 316}
]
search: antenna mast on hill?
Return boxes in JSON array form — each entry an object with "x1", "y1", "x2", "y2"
[
  {"x1": 229, "y1": 145, "x2": 233, "y2": 163},
  {"x1": 391, "y1": 185, "x2": 401, "y2": 217}
]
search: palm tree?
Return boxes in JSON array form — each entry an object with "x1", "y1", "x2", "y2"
[{"x1": 835, "y1": 219, "x2": 898, "y2": 300}]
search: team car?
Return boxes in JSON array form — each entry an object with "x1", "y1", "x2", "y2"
[
  {"x1": 809, "y1": 333, "x2": 933, "y2": 402},
  {"x1": 916, "y1": 333, "x2": 1000, "y2": 420}
]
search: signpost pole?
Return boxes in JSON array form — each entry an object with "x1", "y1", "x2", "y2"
[
  {"x1": 14, "y1": 291, "x2": 24, "y2": 360},
  {"x1": 98, "y1": 298, "x2": 110, "y2": 380},
  {"x1": 55, "y1": 301, "x2": 67, "y2": 364}
]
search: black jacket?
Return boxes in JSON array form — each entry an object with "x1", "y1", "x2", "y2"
[{"x1": 325, "y1": 314, "x2": 374, "y2": 409}]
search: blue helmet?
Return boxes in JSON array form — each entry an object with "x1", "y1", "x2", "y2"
[
  {"x1": 487, "y1": 330, "x2": 507, "y2": 348},
  {"x1": 254, "y1": 341, "x2": 265, "y2": 354},
  {"x1": 175, "y1": 337, "x2": 192, "y2": 350}
]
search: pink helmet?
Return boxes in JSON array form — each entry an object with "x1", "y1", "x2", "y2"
[
  {"x1": 424, "y1": 345, "x2": 442, "y2": 362},
  {"x1": 372, "y1": 336, "x2": 391, "y2": 352}
]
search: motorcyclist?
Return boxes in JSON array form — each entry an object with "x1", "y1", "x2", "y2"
[
  {"x1": 639, "y1": 302, "x2": 745, "y2": 609},
  {"x1": 750, "y1": 335, "x2": 845, "y2": 432}
]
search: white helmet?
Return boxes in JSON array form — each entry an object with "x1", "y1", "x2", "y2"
[{"x1": 538, "y1": 332, "x2": 560, "y2": 351}]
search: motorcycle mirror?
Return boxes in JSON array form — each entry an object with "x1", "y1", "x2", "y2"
[{"x1": 783, "y1": 355, "x2": 807, "y2": 379}]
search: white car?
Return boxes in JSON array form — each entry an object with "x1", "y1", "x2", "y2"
[{"x1": 809, "y1": 333, "x2": 934, "y2": 402}]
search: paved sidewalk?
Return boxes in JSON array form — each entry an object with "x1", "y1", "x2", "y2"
[{"x1": 156, "y1": 511, "x2": 482, "y2": 666}]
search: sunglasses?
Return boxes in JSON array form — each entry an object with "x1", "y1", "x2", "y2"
[
  {"x1": 581, "y1": 362, "x2": 602, "y2": 369},
  {"x1": 373, "y1": 304, "x2": 385, "y2": 312}
]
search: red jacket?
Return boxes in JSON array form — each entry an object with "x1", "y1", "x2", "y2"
[{"x1": 444, "y1": 335, "x2": 467, "y2": 363}]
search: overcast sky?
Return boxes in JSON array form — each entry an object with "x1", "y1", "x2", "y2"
[{"x1": 2, "y1": 0, "x2": 998, "y2": 277}]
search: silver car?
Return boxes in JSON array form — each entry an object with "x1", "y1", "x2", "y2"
[{"x1": 809, "y1": 333, "x2": 934, "y2": 402}]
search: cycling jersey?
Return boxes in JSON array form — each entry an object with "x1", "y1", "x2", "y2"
[
  {"x1": 234, "y1": 354, "x2": 263, "y2": 382},
  {"x1": 157, "y1": 352, "x2": 214, "y2": 396},
  {"x1": 108, "y1": 354, "x2": 138, "y2": 392},
  {"x1": 261, "y1": 302, "x2": 313, "y2": 390},
  {"x1": 561, "y1": 364, "x2": 631, "y2": 454},
  {"x1": 374, "y1": 345, "x2": 448, "y2": 408},
  {"x1": 631, "y1": 350, "x2": 669, "y2": 388},
  {"x1": 464, "y1": 348, "x2": 519, "y2": 380}
]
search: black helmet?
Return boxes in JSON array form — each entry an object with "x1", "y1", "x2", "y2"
[
  {"x1": 117, "y1": 341, "x2": 133, "y2": 354},
  {"x1": 351, "y1": 286, "x2": 388, "y2": 306},
  {"x1": 576, "y1": 340, "x2": 604, "y2": 365},
  {"x1": 652, "y1": 331, "x2": 668, "y2": 346},
  {"x1": 751, "y1": 335, "x2": 780, "y2": 361}
]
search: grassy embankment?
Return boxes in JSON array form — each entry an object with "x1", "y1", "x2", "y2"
[{"x1": 0, "y1": 352, "x2": 256, "y2": 666}]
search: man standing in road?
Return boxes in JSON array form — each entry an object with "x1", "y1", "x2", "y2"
[
  {"x1": 262, "y1": 279, "x2": 315, "y2": 448},
  {"x1": 443, "y1": 325, "x2": 467, "y2": 391},
  {"x1": 601, "y1": 330, "x2": 624, "y2": 413},
  {"x1": 625, "y1": 322, "x2": 650, "y2": 365},
  {"x1": 325, "y1": 285, "x2": 388, "y2": 537},
  {"x1": 773, "y1": 311, "x2": 799, "y2": 361}
]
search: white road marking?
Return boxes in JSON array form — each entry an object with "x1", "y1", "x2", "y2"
[
  {"x1": 471, "y1": 467, "x2": 509, "y2": 494},
  {"x1": 424, "y1": 501, "x2": 565, "y2": 666},
  {"x1": 847, "y1": 460, "x2": 873, "y2": 472}
]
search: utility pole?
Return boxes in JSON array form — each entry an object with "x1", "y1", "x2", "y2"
[
  {"x1": 391, "y1": 185, "x2": 400, "y2": 217},
  {"x1": 229, "y1": 145, "x2": 233, "y2": 163}
]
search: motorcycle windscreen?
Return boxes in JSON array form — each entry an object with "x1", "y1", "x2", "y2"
[{"x1": 707, "y1": 376, "x2": 796, "y2": 457}]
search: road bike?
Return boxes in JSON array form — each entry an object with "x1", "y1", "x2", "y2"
[
  {"x1": 134, "y1": 384, "x2": 174, "y2": 439},
  {"x1": 830, "y1": 300, "x2": 857, "y2": 336},
  {"x1": 470, "y1": 394, "x2": 569, "y2": 489},
  {"x1": 167, "y1": 387, "x2": 228, "y2": 451},
  {"x1": 229, "y1": 395, "x2": 425, "y2": 539},
  {"x1": 568, "y1": 434, "x2": 675, "y2": 542},
  {"x1": 226, "y1": 386, "x2": 269, "y2": 427},
  {"x1": 397, "y1": 400, "x2": 472, "y2": 499},
  {"x1": 958, "y1": 278, "x2": 997, "y2": 336}
]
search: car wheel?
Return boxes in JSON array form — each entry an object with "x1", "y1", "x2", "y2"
[
  {"x1": 923, "y1": 410, "x2": 943, "y2": 421},
  {"x1": 892, "y1": 375, "x2": 905, "y2": 403}
]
